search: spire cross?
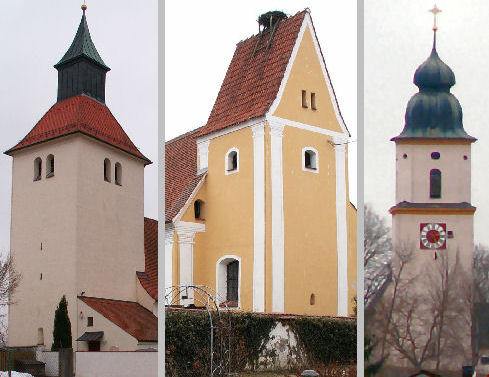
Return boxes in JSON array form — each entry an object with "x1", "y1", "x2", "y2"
[{"x1": 430, "y1": 4, "x2": 441, "y2": 32}]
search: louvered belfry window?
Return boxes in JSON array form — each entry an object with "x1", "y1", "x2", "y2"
[
  {"x1": 430, "y1": 169, "x2": 441, "y2": 198},
  {"x1": 226, "y1": 261, "x2": 239, "y2": 302}
]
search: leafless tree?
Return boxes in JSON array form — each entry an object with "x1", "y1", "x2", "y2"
[
  {"x1": 474, "y1": 244, "x2": 489, "y2": 303},
  {"x1": 0, "y1": 255, "x2": 22, "y2": 347},
  {"x1": 364, "y1": 204, "x2": 392, "y2": 309},
  {"x1": 374, "y1": 247, "x2": 472, "y2": 373}
]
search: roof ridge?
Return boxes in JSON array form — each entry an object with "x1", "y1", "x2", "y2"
[
  {"x1": 78, "y1": 295, "x2": 140, "y2": 305},
  {"x1": 166, "y1": 126, "x2": 203, "y2": 144}
]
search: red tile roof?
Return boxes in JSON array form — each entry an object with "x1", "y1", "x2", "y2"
[
  {"x1": 137, "y1": 217, "x2": 158, "y2": 300},
  {"x1": 198, "y1": 11, "x2": 307, "y2": 137},
  {"x1": 79, "y1": 296, "x2": 157, "y2": 342},
  {"x1": 5, "y1": 94, "x2": 151, "y2": 164},
  {"x1": 165, "y1": 128, "x2": 206, "y2": 222}
]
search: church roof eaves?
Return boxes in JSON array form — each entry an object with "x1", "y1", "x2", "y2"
[{"x1": 5, "y1": 95, "x2": 151, "y2": 165}]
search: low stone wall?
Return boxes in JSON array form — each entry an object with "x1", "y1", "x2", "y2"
[
  {"x1": 35, "y1": 350, "x2": 58, "y2": 377},
  {"x1": 75, "y1": 351, "x2": 157, "y2": 377}
]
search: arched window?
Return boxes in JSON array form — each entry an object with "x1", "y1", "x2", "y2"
[
  {"x1": 225, "y1": 148, "x2": 239, "y2": 174},
  {"x1": 194, "y1": 200, "x2": 205, "y2": 220},
  {"x1": 430, "y1": 169, "x2": 441, "y2": 198},
  {"x1": 115, "y1": 162, "x2": 122, "y2": 186},
  {"x1": 216, "y1": 256, "x2": 240, "y2": 308},
  {"x1": 104, "y1": 159, "x2": 111, "y2": 182},
  {"x1": 46, "y1": 154, "x2": 54, "y2": 178},
  {"x1": 34, "y1": 157, "x2": 42, "y2": 181},
  {"x1": 303, "y1": 147, "x2": 318, "y2": 172}
]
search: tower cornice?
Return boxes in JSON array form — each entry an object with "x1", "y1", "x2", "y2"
[{"x1": 390, "y1": 201, "x2": 476, "y2": 215}]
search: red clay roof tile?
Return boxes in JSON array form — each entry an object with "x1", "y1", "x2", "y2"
[
  {"x1": 198, "y1": 11, "x2": 307, "y2": 137},
  {"x1": 138, "y1": 217, "x2": 158, "y2": 300},
  {"x1": 5, "y1": 94, "x2": 151, "y2": 164},
  {"x1": 165, "y1": 128, "x2": 206, "y2": 222},
  {"x1": 79, "y1": 296, "x2": 157, "y2": 342}
]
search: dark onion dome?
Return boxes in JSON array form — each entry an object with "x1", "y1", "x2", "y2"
[{"x1": 392, "y1": 42, "x2": 476, "y2": 142}]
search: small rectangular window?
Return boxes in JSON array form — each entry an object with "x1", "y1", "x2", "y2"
[
  {"x1": 311, "y1": 92, "x2": 317, "y2": 110},
  {"x1": 301, "y1": 90, "x2": 308, "y2": 108},
  {"x1": 87, "y1": 317, "x2": 93, "y2": 327}
]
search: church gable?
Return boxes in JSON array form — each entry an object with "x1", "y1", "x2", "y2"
[{"x1": 271, "y1": 21, "x2": 347, "y2": 135}]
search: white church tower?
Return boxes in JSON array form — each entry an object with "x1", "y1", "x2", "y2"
[
  {"x1": 6, "y1": 5, "x2": 151, "y2": 349},
  {"x1": 389, "y1": 7, "x2": 476, "y2": 369}
]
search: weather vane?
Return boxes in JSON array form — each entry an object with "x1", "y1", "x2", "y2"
[{"x1": 429, "y1": 4, "x2": 441, "y2": 32}]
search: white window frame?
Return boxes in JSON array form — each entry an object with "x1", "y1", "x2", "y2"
[
  {"x1": 216, "y1": 255, "x2": 241, "y2": 309},
  {"x1": 225, "y1": 147, "x2": 239, "y2": 175},
  {"x1": 302, "y1": 147, "x2": 319, "y2": 173}
]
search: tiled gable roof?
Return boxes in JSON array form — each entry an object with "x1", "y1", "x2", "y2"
[
  {"x1": 165, "y1": 127, "x2": 206, "y2": 222},
  {"x1": 137, "y1": 217, "x2": 158, "y2": 300},
  {"x1": 79, "y1": 296, "x2": 157, "y2": 342},
  {"x1": 198, "y1": 11, "x2": 307, "y2": 137},
  {"x1": 5, "y1": 95, "x2": 150, "y2": 164}
]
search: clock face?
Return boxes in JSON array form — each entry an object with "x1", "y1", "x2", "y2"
[{"x1": 420, "y1": 223, "x2": 447, "y2": 249}]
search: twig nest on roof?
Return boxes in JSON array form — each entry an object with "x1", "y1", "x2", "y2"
[{"x1": 258, "y1": 11, "x2": 287, "y2": 29}]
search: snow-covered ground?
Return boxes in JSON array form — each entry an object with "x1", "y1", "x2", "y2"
[{"x1": 0, "y1": 372, "x2": 33, "y2": 377}]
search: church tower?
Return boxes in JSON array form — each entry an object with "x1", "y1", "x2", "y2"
[
  {"x1": 389, "y1": 8, "x2": 475, "y2": 368},
  {"x1": 6, "y1": 6, "x2": 150, "y2": 349}
]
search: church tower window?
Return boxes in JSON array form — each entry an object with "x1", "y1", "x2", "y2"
[
  {"x1": 226, "y1": 260, "x2": 239, "y2": 304},
  {"x1": 301, "y1": 90, "x2": 308, "y2": 108},
  {"x1": 311, "y1": 92, "x2": 317, "y2": 110},
  {"x1": 194, "y1": 200, "x2": 205, "y2": 220},
  {"x1": 115, "y1": 163, "x2": 122, "y2": 186},
  {"x1": 225, "y1": 148, "x2": 239, "y2": 174},
  {"x1": 430, "y1": 169, "x2": 441, "y2": 199},
  {"x1": 303, "y1": 147, "x2": 318, "y2": 172},
  {"x1": 34, "y1": 158, "x2": 42, "y2": 181},
  {"x1": 216, "y1": 256, "x2": 241, "y2": 308},
  {"x1": 46, "y1": 155, "x2": 55, "y2": 178},
  {"x1": 104, "y1": 159, "x2": 111, "y2": 182}
]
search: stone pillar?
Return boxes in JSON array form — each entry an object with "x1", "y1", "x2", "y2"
[
  {"x1": 175, "y1": 221, "x2": 204, "y2": 306},
  {"x1": 334, "y1": 140, "x2": 348, "y2": 316},
  {"x1": 165, "y1": 225, "x2": 174, "y2": 292},
  {"x1": 252, "y1": 122, "x2": 266, "y2": 312},
  {"x1": 270, "y1": 121, "x2": 285, "y2": 313}
]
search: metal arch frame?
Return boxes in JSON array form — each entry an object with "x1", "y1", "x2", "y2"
[{"x1": 165, "y1": 285, "x2": 232, "y2": 377}]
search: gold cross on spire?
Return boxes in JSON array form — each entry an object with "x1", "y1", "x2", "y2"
[{"x1": 430, "y1": 4, "x2": 441, "y2": 32}]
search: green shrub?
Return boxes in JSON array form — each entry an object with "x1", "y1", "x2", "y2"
[{"x1": 165, "y1": 309, "x2": 356, "y2": 376}]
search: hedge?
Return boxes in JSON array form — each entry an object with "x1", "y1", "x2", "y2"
[{"x1": 165, "y1": 309, "x2": 356, "y2": 376}]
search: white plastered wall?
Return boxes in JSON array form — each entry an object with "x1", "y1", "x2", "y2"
[
  {"x1": 396, "y1": 143, "x2": 471, "y2": 203},
  {"x1": 8, "y1": 134, "x2": 146, "y2": 349},
  {"x1": 77, "y1": 300, "x2": 140, "y2": 351}
]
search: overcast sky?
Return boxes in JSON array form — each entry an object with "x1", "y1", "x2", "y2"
[
  {"x1": 0, "y1": 1, "x2": 158, "y2": 254},
  {"x1": 365, "y1": 0, "x2": 489, "y2": 245},
  {"x1": 165, "y1": 1, "x2": 357, "y2": 206}
]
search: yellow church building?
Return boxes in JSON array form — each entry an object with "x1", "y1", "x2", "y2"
[{"x1": 165, "y1": 9, "x2": 356, "y2": 316}]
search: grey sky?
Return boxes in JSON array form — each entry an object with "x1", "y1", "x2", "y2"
[
  {"x1": 365, "y1": 0, "x2": 489, "y2": 244},
  {"x1": 0, "y1": 1, "x2": 158, "y2": 253},
  {"x1": 165, "y1": 1, "x2": 357, "y2": 206}
]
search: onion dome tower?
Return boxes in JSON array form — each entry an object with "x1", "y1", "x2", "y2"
[
  {"x1": 390, "y1": 5, "x2": 475, "y2": 263},
  {"x1": 392, "y1": 25, "x2": 475, "y2": 142},
  {"x1": 389, "y1": 6, "x2": 475, "y2": 368}
]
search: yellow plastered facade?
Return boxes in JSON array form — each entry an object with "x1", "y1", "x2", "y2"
[
  {"x1": 273, "y1": 26, "x2": 343, "y2": 133},
  {"x1": 169, "y1": 16, "x2": 356, "y2": 316}
]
